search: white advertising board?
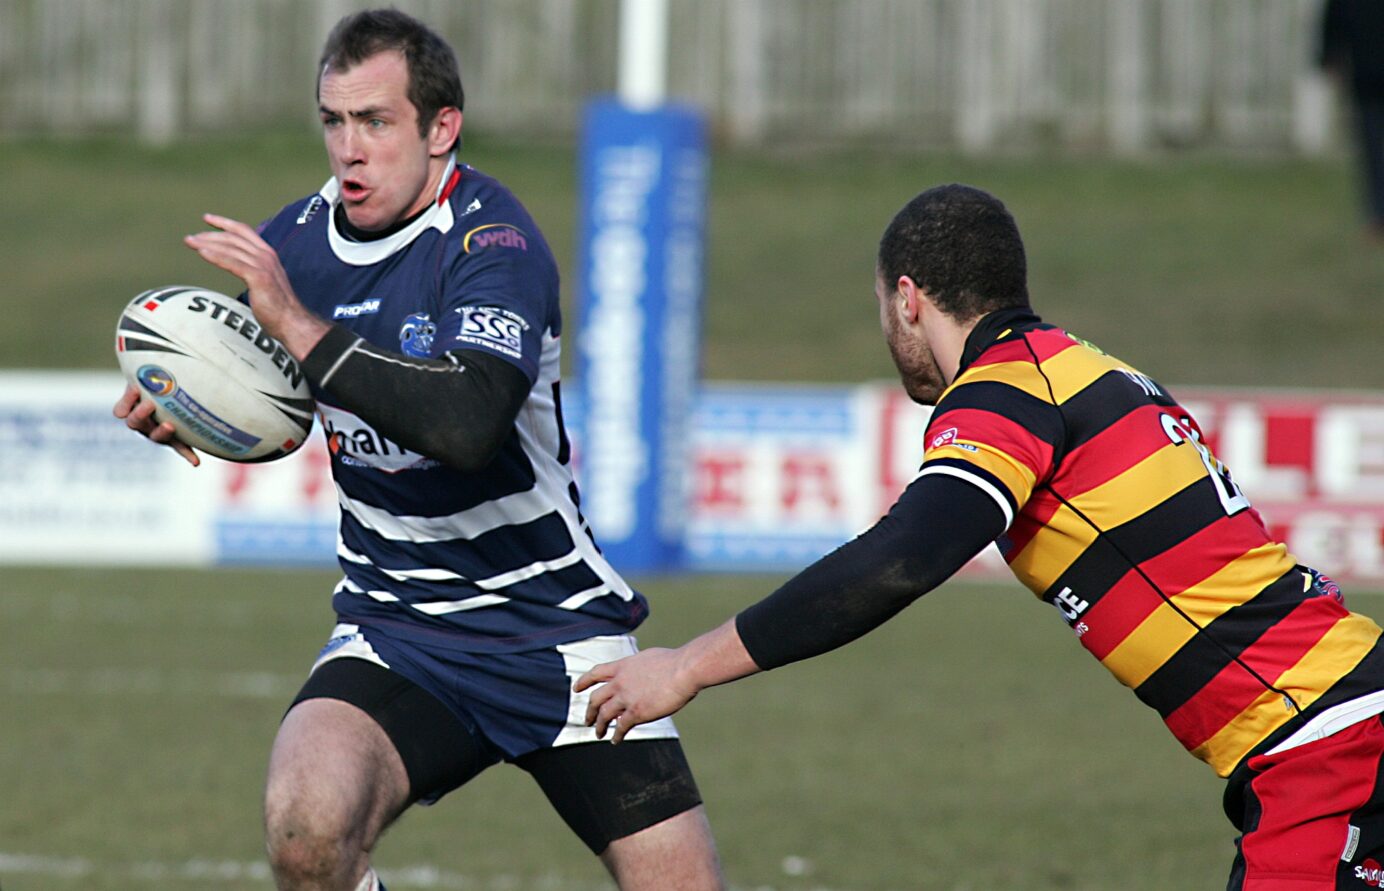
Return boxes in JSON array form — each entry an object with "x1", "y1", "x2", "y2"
[{"x1": 4, "y1": 372, "x2": 1384, "y2": 585}]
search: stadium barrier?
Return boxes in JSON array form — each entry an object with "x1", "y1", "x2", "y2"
[{"x1": 5, "y1": 371, "x2": 1384, "y2": 586}]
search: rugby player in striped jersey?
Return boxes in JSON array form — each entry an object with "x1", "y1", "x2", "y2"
[
  {"x1": 120, "y1": 9, "x2": 724, "y2": 891},
  {"x1": 580, "y1": 183, "x2": 1384, "y2": 889}
]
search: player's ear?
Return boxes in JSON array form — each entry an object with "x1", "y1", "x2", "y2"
[
  {"x1": 429, "y1": 107, "x2": 462, "y2": 156},
  {"x1": 895, "y1": 275, "x2": 924, "y2": 324}
]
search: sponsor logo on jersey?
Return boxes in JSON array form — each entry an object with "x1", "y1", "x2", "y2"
[
  {"x1": 461, "y1": 197, "x2": 482, "y2": 218},
  {"x1": 463, "y1": 223, "x2": 528, "y2": 253},
  {"x1": 1052, "y1": 586, "x2": 1090, "y2": 624},
  {"x1": 929, "y1": 426, "x2": 959, "y2": 450},
  {"x1": 297, "y1": 195, "x2": 324, "y2": 225},
  {"x1": 1355, "y1": 858, "x2": 1383, "y2": 886},
  {"x1": 136, "y1": 365, "x2": 176, "y2": 397},
  {"x1": 332, "y1": 298, "x2": 382, "y2": 319},
  {"x1": 399, "y1": 313, "x2": 436, "y2": 358},
  {"x1": 319, "y1": 403, "x2": 432, "y2": 472},
  {"x1": 455, "y1": 306, "x2": 528, "y2": 360}
]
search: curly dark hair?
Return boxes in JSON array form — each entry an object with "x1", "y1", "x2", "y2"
[
  {"x1": 877, "y1": 184, "x2": 1030, "y2": 319},
  {"x1": 318, "y1": 8, "x2": 464, "y2": 149}
]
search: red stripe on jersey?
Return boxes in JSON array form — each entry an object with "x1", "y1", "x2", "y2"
[
  {"x1": 1002, "y1": 488, "x2": 1064, "y2": 559},
  {"x1": 927, "y1": 405, "x2": 1055, "y2": 481},
  {"x1": 1053, "y1": 404, "x2": 1172, "y2": 496},
  {"x1": 438, "y1": 167, "x2": 463, "y2": 206},
  {"x1": 1078, "y1": 511, "x2": 1271, "y2": 661},
  {"x1": 966, "y1": 331, "x2": 1078, "y2": 371},
  {"x1": 1162, "y1": 598, "x2": 1342, "y2": 751}
]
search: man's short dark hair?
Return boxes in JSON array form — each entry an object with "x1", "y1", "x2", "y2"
[
  {"x1": 877, "y1": 184, "x2": 1030, "y2": 320},
  {"x1": 318, "y1": 8, "x2": 464, "y2": 146}
]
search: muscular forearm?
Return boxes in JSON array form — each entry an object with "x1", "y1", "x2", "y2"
[{"x1": 673, "y1": 618, "x2": 763, "y2": 691}]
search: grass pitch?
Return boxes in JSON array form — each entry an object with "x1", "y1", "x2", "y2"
[
  {"x1": 8, "y1": 567, "x2": 1376, "y2": 890},
  {"x1": 5, "y1": 134, "x2": 1383, "y2": 388}
]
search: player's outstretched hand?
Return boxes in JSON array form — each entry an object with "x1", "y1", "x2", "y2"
[
  {"x1": 184, "y1": 213, "x2": 329, "y2": 360},
  {"x1": 113, "y1": 384, "x2": 201, "y2": 467},
  {"x1": 575, "y1": 648, "x2": 700, "y2": 744}
]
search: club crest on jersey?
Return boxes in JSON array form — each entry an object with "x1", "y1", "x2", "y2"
[
  {"x1": 399, "y1": 313, "x2": 436, "y2": 357},
  {"x1": 455, "y1": 306, "x2": 528, "y2": 360},
  {"x1": 929, "y1": 427, "x2": 959, "y2": 450},
  {"x1": 463, "y1": 223, "x2": 528, "y2": 253}
]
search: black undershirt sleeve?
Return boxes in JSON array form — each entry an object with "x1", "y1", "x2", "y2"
[
  {"x1": 300, "y1": 323, "x2": 531, "y2": 473},
  {"x1": 735, "y1": 472, "x2": 1010, "y2": 671}
]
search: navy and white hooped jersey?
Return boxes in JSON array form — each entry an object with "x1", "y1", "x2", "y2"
[{"x1": 258, "y1": 157, "x2": 649, "y2": 653}]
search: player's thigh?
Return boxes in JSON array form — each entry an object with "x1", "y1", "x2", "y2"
[
  {"x1": 264, "y1": 696, "x2": 412, "y2": 847},
  {"x1": 516, "y1": 738, "x2": 709, "y2": 855},
  {"x1": 600, "y1": 803, "x2": 722, "y2": 891}
]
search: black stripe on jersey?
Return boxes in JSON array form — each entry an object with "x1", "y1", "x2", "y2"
[
  {"x1": 935, "y1": 380, "x2": 1066, "y2": 452},
  {"x1": 1131, "y1": 568, "x2": 1304, "y2": 718},
  {"x1": 1041, "y1": 477, "x2": 1229, "y2": 610},
  {"x1": 923, "y1": 457, "x2": 1020, "y2": 519},
  {"x1": 339, "y1": 508, "x2": 588, "y2": 590},
  {"x1": 342, "y1": 545, "x2": 606, "y2": 608},
  {"x1": 1258, "y1": 633, "x2": 1384, "y2": 756},
  {"x1": 553, "y1": 381, "x2": 572, "y2": 466},
  {"x1": 1060, "y1": 370, "x2": 1180, "y2": 452}
]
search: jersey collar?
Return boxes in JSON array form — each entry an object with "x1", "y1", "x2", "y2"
[
  {"x1": 320, "y1": 155, "x2": 459, "y2": 267},
  {"x1": 956, "y1": 306, "x2": 1044, "y2": 376}
]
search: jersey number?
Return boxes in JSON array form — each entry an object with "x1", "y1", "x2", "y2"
[{"x1": 1160, "y1": 413, "x2": 1250, "y2": 516}]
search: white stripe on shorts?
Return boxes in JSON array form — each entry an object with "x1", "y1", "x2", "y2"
[{"x1": 550, "y1": 634, "x2": 680, "y2": 747}]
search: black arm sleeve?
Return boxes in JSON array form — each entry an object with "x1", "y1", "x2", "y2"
[
  {"x1": 301, "y1": 323, "x2": 531, "y2": 473},
  {"x1": 734, "y1": 472, "x2": 1009, "y2": 671}
]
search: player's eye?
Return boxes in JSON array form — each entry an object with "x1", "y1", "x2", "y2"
[{"x1": 368, "y1": 118, "x2": 386, "y2": 129}]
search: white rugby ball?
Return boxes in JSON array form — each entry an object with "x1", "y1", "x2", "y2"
[{"x1": 115, "y1": 285, "x2": 315, "y2": 462}]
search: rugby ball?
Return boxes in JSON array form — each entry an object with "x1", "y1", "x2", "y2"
[{"x1": 115, "y1": 285, "x2": 315, "y2": 462}]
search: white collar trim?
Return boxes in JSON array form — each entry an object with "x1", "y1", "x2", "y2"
[{"x1": 322, "y1": 156, "x2": 458, "y2": 267}]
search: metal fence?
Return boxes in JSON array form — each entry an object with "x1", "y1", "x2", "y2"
[{"x1": 0, "y1": 0, "x2": 1339, "y2": 153}]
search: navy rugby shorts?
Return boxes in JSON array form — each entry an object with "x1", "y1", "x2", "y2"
[{"x1": 289, "y1": 621, "x2": 699, "y2": 853}]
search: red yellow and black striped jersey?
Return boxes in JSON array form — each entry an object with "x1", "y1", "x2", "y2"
[{"x1": 921, "y1": 308, "x2": 1384, "y2": 776}]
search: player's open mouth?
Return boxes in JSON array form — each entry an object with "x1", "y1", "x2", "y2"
[{"x1": 342, "y1": 180, "x2": 370, "y2": 201}]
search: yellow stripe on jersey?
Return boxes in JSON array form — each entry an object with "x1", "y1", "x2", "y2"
[
  {"x1": 1069, "y1": 440, "x2": 1209, "y2": 527},
  {"x1": 952, "y1": 359, "x2": 1054, "y2": 401},
  {"x1": 1100, "y1": 543, "x2": 1296, "y2": 688},
  {"x1": 951, "y1": 339, "x2": 1132, "y2": 404},
  {"x1": 928, "y1": 441, "x2": 1038, "y2": 505},
  {"x1": 1006, "y1": 442, "x2": 1208, "y2": 593},
  {"x1": 1191, "y1": 616, "x2": 1383, "y2": 775}
]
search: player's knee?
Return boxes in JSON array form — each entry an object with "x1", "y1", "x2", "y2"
[{"x1": 263, "y1": 792, "x2": 359, "y2": 887}]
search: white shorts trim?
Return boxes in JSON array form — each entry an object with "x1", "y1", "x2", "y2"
[
  {"x1": 550, "y1": 634, "x2": 680, "y2": 747},
  {"x1": 1265, "y1": 689, "x2": 1384, "y2": 756}
]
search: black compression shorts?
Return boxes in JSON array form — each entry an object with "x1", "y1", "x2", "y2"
[{"x1": 291, "y1": 657, "x2": 704, "y2": 853}]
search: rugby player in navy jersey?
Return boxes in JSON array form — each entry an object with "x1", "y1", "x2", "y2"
[
  {"x1": 579, "y1": 184, "x2": 1384, "y2": 889},
  {"x1": 115, "y1": 9, "x2": 723, "y2": 891}
]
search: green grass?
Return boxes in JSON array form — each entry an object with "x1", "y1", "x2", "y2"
[
  {"x1": 9, "y1": 565, "x2": 1353, "y2": 890},
  {"x1": 5, "y1": 135, "x2": 1382, "y2": 387}
]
